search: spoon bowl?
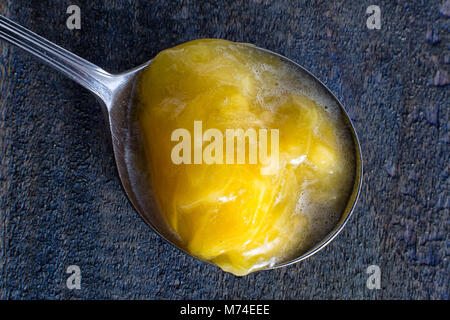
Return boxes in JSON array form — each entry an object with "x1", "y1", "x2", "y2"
[{"x1": 0, "y1": 15, "x2": 362, "y2": 274}]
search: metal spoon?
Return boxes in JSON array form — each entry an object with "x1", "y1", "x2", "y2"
[{"x1": 0, "y1": 15, "x2": 362, "y2": 274}]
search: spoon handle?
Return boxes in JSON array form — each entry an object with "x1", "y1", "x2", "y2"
[{"x1": 0, "y1": 15, "x2": 115, "y2": 105}]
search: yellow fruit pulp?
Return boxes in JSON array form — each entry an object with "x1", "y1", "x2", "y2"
[{"x1": 137, "y1": 39, "x2": 352, "y2": 276}]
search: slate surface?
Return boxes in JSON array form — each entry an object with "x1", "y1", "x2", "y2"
[{"x1": 0, "y1": 0, "x2": 448, "y2": 299}]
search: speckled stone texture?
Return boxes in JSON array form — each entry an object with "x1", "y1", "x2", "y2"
[{"x1": 0, "y1": 0, "x2": 448, "y2": 299}]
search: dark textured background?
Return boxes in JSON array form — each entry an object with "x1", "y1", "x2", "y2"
[{"x1": 0, "y1": 0, "x2": 448, "y2": 299}]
